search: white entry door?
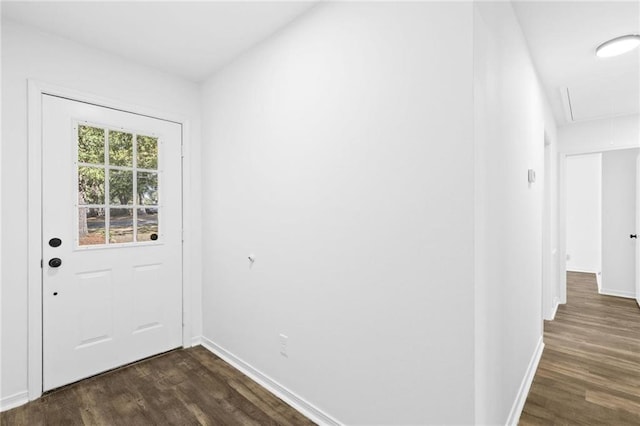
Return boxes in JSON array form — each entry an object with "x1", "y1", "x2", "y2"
[{"x1": 42, "y1": 95, "x2": 183, "y2": 391}]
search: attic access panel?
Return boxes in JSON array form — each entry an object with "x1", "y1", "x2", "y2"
[{"x1": 561, "y1": 75, "x2": 640, "y2": 122}]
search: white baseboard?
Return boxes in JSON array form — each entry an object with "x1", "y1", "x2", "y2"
[
  {"x1": 506, "y1": 336, "x2": 544, "y2": 426},
  {"x1": 596, "y1": 272, "x2": 602, "y2": 291},
  {"x1": 550, "y1": 298, "x2": 560, "y2": 320},
  {"x1": 199, "y1": 336, "x2": 341, "y2": 426},
  {"x1": 566, "y1": 268, "x2": 597, "y2": 274},
  {"x1": 0, "y1": 391, "x2": 29, "y2": 412},
  {"x1": 599, "y1": 288, "x2": 636, "y2": 299},
  {"x1": 190, "y1": 335, "x2": 202, "y2": 347}
]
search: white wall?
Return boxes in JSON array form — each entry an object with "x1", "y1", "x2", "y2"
[
  {"x1": 601, "y1": 149, "x2": 639, "y2": 298},
  {"x1": 473, "y1": 2, "x2": 551, "y2": 424},
  {"x1": 543, "y1": 98, "x2": 561, "y2": 321},
  {"x1": 565, "y1": 154, "x2": 602, "y2": 273},
  {"x1": 1, "y1": 3, "x2": 558, "y2": 423},
  {"x1": 1, "y1": 20, "x2": 202, "y2": 405},
  {"x1": 543, "y1": 136, "x2": 561, "y2": 320},
  {"x1": 201, "y1": 2, "x2": 476, "y2": 424}
]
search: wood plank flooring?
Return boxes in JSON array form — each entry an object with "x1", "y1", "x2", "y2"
[
  {"x1": 0, "y1": 346, "x2": 315, "y2": 426},
  {"x1": 5, "y1": 273, "x2": 638, "y2": 425},
  {"x1": 520, "y1": 272, "x2": 640, "y2": 425}
]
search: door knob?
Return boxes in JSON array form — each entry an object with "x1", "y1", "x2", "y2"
[
  {"x1": 48, "y1": 258, "x2": 62, "y2": 268},
  {"x1": 631, "y1": 234, "x2": 638, "y2": 239}
]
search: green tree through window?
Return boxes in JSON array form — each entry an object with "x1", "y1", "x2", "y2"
[{"x1": 77, "y1": 125, "x2": 158, "y2": 245}]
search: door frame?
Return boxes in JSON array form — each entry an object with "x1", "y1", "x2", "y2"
[
  {"x1": 636, "y1": 152, "x2": 640, "y2": 307},
  {"x1": 27, "y1": 80, "x2": 196, "y2": 400},
  {"x1": 558, "y1": 144, "x2": 640, "y2": 307}
]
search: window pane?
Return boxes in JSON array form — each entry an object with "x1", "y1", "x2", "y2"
[
  {"x1": 79, "y1": 207, "x2": 105, "y2": 246},
  {"x1": 78, "y1": 125, "x2": 105, "y2": 165},
  {"x1": 137, "y1": 135, "x2": 158, "y2": 169},
  {"x1": 109, "y1": 131, "x2": 133, "y2": 167},
  {"x1": 109, "y1": 170, "x2": 133, "y2": 205},
  {"x1": 109, "y1": 208, "x2": 133, "y2": 243},
  {"x1": 137, "y1": 172, "x2": 158, "y2": 205},
  {"x1": 137, "y1": 208, "x2": 158, "y2": 242},
  {"x1": 78, "y1": 166, "x2": 105, "y2": 205}
]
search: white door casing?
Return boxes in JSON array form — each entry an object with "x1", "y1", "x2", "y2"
[
  {"x1": 42, "y1": 95, "x2": 183, "y2": 391},
  {"x1": 636, "y1": 152, "x2": 640, "y2": 307}
]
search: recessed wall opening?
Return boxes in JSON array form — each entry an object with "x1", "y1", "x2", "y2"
[{"x1": 563, "y1": 148, "x2": 639, "y2": 301}]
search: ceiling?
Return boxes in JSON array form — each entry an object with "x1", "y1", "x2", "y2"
[
  {"x1": 3, "y1": 1, "x2": 638, "y2": 125},
  {"x1": 1, "y1": 1, "x2": 317, "y2": 82},
  {"x1": 512, "y1": 1, "x2": 640, "y2": 126}
]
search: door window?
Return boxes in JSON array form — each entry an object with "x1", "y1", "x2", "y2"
[{"x1": 77, "y1": 124, "x2": 159, "y2": 246}]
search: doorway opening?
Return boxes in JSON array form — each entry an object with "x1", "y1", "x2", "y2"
[{"x1": 560, "y1": 148, "x2": 639, "y2": 305}]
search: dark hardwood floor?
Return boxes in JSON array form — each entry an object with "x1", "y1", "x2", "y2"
[
  {"x1": 1, "y1": 346, "x2": 315, "y2": 426},
  {"x1": 520, "y1": 271, "x2": 640, "y2": 425},
  {"x1": 6, "y1": 273, "x2": 638, "y2": 425}
]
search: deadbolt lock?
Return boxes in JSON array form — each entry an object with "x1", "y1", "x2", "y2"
[{"x1": 49, "y1": 258, "x2": 62, "y2": 268}]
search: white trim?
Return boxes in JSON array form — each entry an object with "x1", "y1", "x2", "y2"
[
  {"x1": 550, "y1": 297, "x2": 560, "y2": 321},
  {"x1": 199, "y1": 336, "x2": 342, "y2": 426},
  {"x1": 27, "y1": 80, "x2": 44, "y2": 401},
  {"x1": 0, "y1": 391, "x2": 29, "y2": 412},
  {"x1": 30, "y1": 82, "x2": 188, "y2": 124},
  {"x1": 27, "y1": 79, "x2": 196, "y2": 401},
  {"x1": 191, "y1": 335, "x2": 203, "y2": 347},
  {"x1": 558, "y1": 152, "x2": 568, "y2": 305},
  {"x1": 180, "y1": 120, "x2": 193, "y2": 350},
  {"x1": 561, "y1": 145, "x2": 640, "y2": 156},
  {"x1": 566, "y1": 268, "x2": 598, "y2": 274},
  {"x1": 596, "y1": 271, "x2": 602, "y2": 291},
  {"x1": 506, "y1": 336, "x2": 544, "y2": 426},
  {"x1": 599, "y1": 288, "x2": 636, "y2": 299}
]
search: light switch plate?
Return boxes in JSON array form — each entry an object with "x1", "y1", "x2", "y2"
[{"x1": 528, "y1": 169, "x2": 536, "y2": 183}]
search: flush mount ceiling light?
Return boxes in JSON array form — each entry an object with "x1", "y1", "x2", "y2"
[{"x1": 596, "y1": 34, "x2": 640, "y2": 58}]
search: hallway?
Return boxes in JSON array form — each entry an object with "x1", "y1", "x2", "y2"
[{"x1": 520, "y1": 272, "x2": 640, "y2": 424}]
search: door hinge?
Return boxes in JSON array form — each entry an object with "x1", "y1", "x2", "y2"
[
  {"x1": 182, "y1": 229, "x2": 185, "y2": 242},
  {"x1": 40, "y1": 259, "x2": 43, "y2": 268},
  {"x1": 181, "y1": 144, "x2": 185, "y2": 159}
]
